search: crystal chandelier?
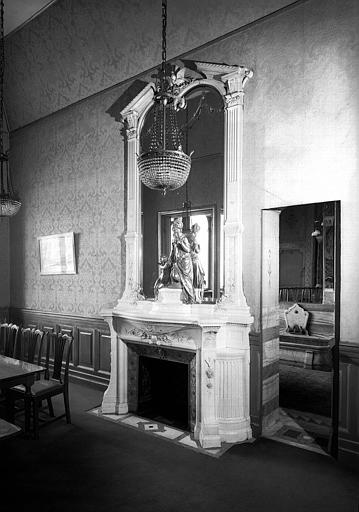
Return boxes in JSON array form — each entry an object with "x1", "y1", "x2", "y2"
[
  {"x1": 0, "y1": 0, "x2": 21, "y2": 217},
  {"x1": 137, "y1": 0, "x2": 191, "y2": 195}
]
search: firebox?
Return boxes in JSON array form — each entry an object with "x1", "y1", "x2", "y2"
[
  {"x1": 138, "y1": 357, "x2": 188, "y2": 429},
  {"x1": 127, "y1": 343, "x2": 196, "y2": 432}
]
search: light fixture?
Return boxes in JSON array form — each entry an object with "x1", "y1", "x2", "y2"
[
  {"x1": 311, "y1": 220, "x2": 323, "y2": 243},
  {"x1": 311, "y1": 228, "x2": 321, "y2": 237},
  {"x1": 137, "y1": 0, "x2": 191, "y2": 195},
  {"x1": 0, "y1": 0, "x2": 21, "y2": 217}
]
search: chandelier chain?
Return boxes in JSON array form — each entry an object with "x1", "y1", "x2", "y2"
[
  {"x1": 137, "y1": 0, "x2": 191, "y2": 195},
  {"x1": 161, "y1": 0, "x2": 167, "y2": 79},
  {"x1": 0, "y1": 0, "x2": 4, "y2": 156}
]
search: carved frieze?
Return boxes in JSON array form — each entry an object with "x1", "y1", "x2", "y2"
[{"x1": 122, "y1": 321, "x2": 197, "y2": 349}]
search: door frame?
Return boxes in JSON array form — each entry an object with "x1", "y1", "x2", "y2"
[{"x1": 260, "y1": 201, "x2": 340, "y2": 456}]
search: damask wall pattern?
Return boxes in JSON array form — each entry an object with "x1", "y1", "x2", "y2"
[
  {"x1": 9, "y1": 84, "x2": 127, "y2": 317},
  {"x1": 7, "y1": 0, "x2": 359, "y2": 341},
  {"x1": 0, "y1": 220, "x2": 9, "y2": 307},
  {"x1": 186, "y1": 0, "x2": 359, "y2": 340},
  {"x1": 5, "y1": 0, "x2": 293, "y2": 129}
]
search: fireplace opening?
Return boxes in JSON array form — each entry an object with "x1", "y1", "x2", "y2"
[{"x1": 137, "y1": 356, "x2": 189, "y2": 430}]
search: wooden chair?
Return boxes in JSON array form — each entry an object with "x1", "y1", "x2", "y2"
[
  {"x1": 20, "y1": 328, "x2": 45, "y2": 366},
  {"x1": 0, "y1": 418, "x2": 21, "y2": 440},
  {"x1": 0, "y1": 323, "x2": 12, "y2": 355},
  {"x1": 9, "y1": 332, "x2": 73, "y2": 439},
  {"x1": 1, "y1": 323, "x2": 20, "y2": 358}
]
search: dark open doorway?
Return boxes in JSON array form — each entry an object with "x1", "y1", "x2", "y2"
[{"x1": 261, "y1": 201, "x2": 340, "y2": 457}]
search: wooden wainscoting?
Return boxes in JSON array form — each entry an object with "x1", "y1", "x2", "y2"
[
  {"x1": 338, "y1": 342, "x2": 359, "y2": 460},
  {"x1": 9, "y1": 308, "x2": 111, "y2": 389},
  {"x1": 249, "y1": 331, "x2": 262, "y2": 437}
]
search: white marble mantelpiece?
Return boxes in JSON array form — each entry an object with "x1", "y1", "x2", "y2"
[
  {"x1": 102, "y1": 301, "x2": 253, "y2": 448},
  {"x1": 102, "y1": 60, "x2": 254, "y2": 449}
]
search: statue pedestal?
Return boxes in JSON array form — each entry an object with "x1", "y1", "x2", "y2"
[{"x1": 157, "y1": 287, "x2": 182, "y2": 304}]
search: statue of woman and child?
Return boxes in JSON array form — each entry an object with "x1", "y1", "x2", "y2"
[{"x1": 154, "y1": 218, "x2": 205, "y2": 304}]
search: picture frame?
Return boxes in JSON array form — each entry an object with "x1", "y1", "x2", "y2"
[{"x1": 38, "y1": 232, "x2": 76, "y2": 275}]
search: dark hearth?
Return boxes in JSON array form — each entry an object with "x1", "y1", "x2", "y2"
[{"x1": 138, "y1": 356, "x2": 189, "y2": 430}]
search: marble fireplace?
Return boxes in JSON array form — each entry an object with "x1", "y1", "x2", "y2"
[{"x1": 101, "y1": 61, "x2": 254, "y2": 448}]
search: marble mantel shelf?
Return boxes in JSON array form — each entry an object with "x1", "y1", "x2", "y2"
[{"x1": 103, "y1": 299, "x2": 253, "y2": 328}]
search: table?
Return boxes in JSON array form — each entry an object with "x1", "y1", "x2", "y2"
[{"x1": 0, "y1": 355, "x2": 45, "y2": 435}]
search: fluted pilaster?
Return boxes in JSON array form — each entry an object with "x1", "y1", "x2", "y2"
[{"x1": 221, "y1": 68, "x2": 253, "y2": 316}]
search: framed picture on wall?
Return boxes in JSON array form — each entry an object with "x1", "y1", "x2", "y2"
[{"x1": 38, "y1": 232, "x2": 76, "y2": 275}]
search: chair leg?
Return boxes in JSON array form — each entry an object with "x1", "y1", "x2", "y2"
[
  {"x1": 33, "y1": 400, "x2": 39, "y2": 440},
  {"x1": 64, "y1": 390, "x2": 71, "y2": 424},
  {"x1": 47, "y1": 398, "x2": 54, "y2": 417},
  {"x1": 5, "y1": 392, "x2": 15, "y2": 422}
]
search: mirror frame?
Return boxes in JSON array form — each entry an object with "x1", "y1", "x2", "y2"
[{"x1": 117, "y1": 60, "x2": 253, "y2": 318}]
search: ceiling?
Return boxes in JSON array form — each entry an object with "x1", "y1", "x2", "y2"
[{"x1": 4, "y1": 0, "x2": 56, "y2": 35}]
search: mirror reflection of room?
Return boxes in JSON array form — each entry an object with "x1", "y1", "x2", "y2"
[{"x1": 141, "y1": 85, "x2": 224, "y2": 301}]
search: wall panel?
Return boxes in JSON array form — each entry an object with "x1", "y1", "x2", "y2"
[
  {"x1": 338, "y1": 343, "x2": 359, "y2": 459},
  {"x1": 10, "y1": 308, "x2": 110, "y2": 389}
]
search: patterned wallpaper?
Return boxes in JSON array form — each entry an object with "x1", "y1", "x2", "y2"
[
  {"x1": 5, "y1": 0, "x2": 293, "y2": 129},
  {"x1": 0, "y1": 219, "x2": 9, "y2": 307},
  {"x1": 9, "y1": 84, "x2": 127, "y2": 316},
  {"x1": 186, "y1": 0, "x2": 359, "y2": 337},
  {"x1": 7, "y1": 0, "x2": 359, "y2": 342}
]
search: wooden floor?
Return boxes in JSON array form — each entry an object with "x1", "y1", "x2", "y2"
[{"x1": 1, "y1": 382, "x2": 358, "y2": 512}]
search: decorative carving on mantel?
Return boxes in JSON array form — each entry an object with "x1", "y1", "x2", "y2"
[
  {"x1": 202, "y1": 327, "x2": 220, "y2": 348},
  {"x1": 205, "y1": 359, "x2": 215, "y2": 388},
  {"x1": 122, "y1": 320, "x2": 197, "y2": 349}
]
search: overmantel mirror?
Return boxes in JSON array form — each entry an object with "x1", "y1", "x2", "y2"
[
  {"x1": 116, "y1": 60, "x2": 253, "y2": 318},
  {"x1": 142, "y1": 84, "x2": 224, "y2": 302}
]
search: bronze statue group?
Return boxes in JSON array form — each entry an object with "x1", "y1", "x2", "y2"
[{"x1": 154, "y1": 218, "x2": 206, "y2": 304}]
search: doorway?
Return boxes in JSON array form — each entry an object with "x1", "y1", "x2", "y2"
[{"x1": 260, "y1": 201, "x2": 340, "y2": 457}]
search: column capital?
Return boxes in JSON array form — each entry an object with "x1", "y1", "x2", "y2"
[
  {"x1": 123, "y1": 110, "x2": 139, "y2": 139},
  {"x1": 221, "y1": 67, "x2": 253, "y2": 94}
]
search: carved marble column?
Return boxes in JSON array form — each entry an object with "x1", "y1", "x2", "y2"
[
  {"x1": 118, "y1": 110, "x2": 142, "y2": 304},
  {"x1": 101, "y1": 315, "x2": 129, "y2": 414},
  {"x1": 221, "y1": 68, "x2": 253, "y2": 316},
  {"x1": 215, "y1": 324, "x2": 252, "y2": 442},
  {"x1": 197, "y1": 326, "x2": 221, "y2": 448}
]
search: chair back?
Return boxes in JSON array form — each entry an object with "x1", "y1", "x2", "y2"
[
  {"x1": 21, "y1": 328, "x2": 45, "y2": 365},
  {"x1": 0, "y1": 323, "x2": 10, "y2": 354},
  {"x1": 11, "y1": 325, "x2": 22, "y2": 359},
  {"x1": 2, "y1": 324, "x2": 20, "y2": 358},
  {"x1": 46, "y1": 332, "x2": 73, "y2": 384}
]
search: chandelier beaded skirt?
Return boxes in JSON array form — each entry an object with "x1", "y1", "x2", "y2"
[{"x1": 138, "y1": 149, "x2": 191, "y2": 192}]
